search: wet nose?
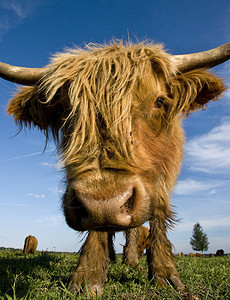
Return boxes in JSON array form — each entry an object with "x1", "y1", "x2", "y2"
[{"x1": 77, "y1": 186, "x2": 134, "y2": 229}]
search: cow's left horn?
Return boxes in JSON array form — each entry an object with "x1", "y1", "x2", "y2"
[
  {"x1": 172, "y1": 43, "x2": 230, "y2": 73},
  {"x1": 0, "y1": 62, "x2": 47, "y2": 85}
]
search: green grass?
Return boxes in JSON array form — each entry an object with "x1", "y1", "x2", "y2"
[{"x1": 0, "y1": 249, "x2": 229, "y2": 299}]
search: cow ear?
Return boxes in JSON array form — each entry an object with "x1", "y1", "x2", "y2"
[
  {"x1": 7, "y1": 86, "x2": 47, "y2": 130},
  {"x1": 7, "y1": 85, "x2": 67, "y2": 136},
  {"x1": 169, "y1": 69, "x2": 226, "y2": 117}
]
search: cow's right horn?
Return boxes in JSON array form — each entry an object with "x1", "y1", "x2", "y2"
[{"x1": 0, "y1": 62, "x2": 47, "y2": 86}]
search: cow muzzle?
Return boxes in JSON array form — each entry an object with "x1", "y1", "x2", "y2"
[{"x1": 76, "y1": 185, "x2": 136, "y2": 230}]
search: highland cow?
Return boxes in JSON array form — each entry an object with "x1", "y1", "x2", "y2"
[
  {"x1": 0, "y1": 41, "x2": 229, "y2": 296},
  {"x1": 216, "y1": 249, "x2": 225, "y2": 256},
  {"x1": 23, "y1": 235, "x2": 38, "y2": 254},
  {"x1": 196, "y1": 253, "x2": 203, "y2": 257},
  {"x1": 189, "y1": 253, "x2": 196, "y2": 257}
]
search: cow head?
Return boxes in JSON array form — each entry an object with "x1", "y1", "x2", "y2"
[{"x1": 1, "y1": 42, "x2": 229, "y2": 231}]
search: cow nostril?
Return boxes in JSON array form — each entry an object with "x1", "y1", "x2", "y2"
[{"x1": 120, "y1": 188, "x2": 135, "y2": 214}]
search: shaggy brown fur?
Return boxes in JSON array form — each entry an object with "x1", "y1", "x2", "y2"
[
  {"x1": 6, "y1": 41, "x2": 227, "y2": 296},
  {"x1": 123, "y1": 228, "x2": 141, "y2": 269},
  {"x1": 23, "y1": 235, "x2": 38, "y2": 254},
  {"x1": 122, "y1": 225, "x2": 150, "y2": 268},
  {"x1": 137, "y1": 225, "x2": 150, "y2": 258}
]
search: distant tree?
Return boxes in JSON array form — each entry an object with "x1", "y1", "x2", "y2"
[{"x1": 190, "y1": 223, "x2": 209, "y2": 253}]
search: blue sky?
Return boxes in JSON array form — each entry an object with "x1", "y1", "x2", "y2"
[{"x1": 0, "y1": 0, "x2": 229, "y2": 254}]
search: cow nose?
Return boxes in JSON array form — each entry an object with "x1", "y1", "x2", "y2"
[{"x1": 77, "y1": 186, "x2": 134, "y2": 229}]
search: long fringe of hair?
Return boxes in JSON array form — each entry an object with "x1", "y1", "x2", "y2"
[{"x1": 39, "y1": 41, "x2": 174, "y2": 170}]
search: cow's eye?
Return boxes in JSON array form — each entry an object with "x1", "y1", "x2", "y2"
[{"x1": 155, "y1": 97, "x2": 165, "y2": 108}]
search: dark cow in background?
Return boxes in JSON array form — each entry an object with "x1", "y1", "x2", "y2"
[
  {"x1": 216, "y1": 249, "x2": 225, "y2": 256},
  {"x1": 0, "y1": 41, "x2": 229, "y2": 296},
  {"x1": 196, "y1": 253, "x2": 203, "y2": 257},
  {"x1": 23, "y1": 235, "x2": 38, "y2": 254}
]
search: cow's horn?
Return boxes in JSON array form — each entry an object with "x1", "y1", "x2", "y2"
[
  {"x1": 172, "y1": 43, "x2": 230, "y2": 73},
  {"x1": 1, "y1": 43, "x2": 229, "y2": 84},
  {"x1": 0, "y1": 62, "x2": 47, "y2": 85}
]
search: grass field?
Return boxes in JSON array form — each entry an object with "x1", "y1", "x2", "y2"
[{"x1": 0, "y1": 249, "x2": 229, "y2": 299}]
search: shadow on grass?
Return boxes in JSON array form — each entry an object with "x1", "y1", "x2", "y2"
[
  {"x1": 0, "y1": 251, "x2": 67, "y2": 298},
  {"x1": 108, "y1": 258, "x2": 148, "y2": 286},
  {"x1": 109, "y1": 270, "x2": 145, "y2": 285}
]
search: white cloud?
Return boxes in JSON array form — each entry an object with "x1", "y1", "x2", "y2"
[
  {"x1": 208, "y1": 190, "x2": 217, "y2": 195},
  {"x1": 175, "y1": 215, "x2": 230, "y2": 232},
  {"x1": 0, "y1": 149, "x2": 54, "y2": 164},
  {"x1": 41, "y1": 162, "x2": 62, "y2": 170},
  {"x1": 2, "y1": 1, "x2": 28, "y2": 20},
  {"x1": 27, "y1": 192, "x2": 45, "y2": 199},
  {"x1": 48, "y1": 186, "x2": 65, "y2": 195},
  {"x1": 0, "y1": 152, "x2": 42, "y2": 164},
  {"x1": 0, "y1": 0, "x2": 44, "y2": 39},
  {"x1": 1, "y1": 0, "x2": 41, "y2": 19},
  {"x1": 185, "y1": 118, "x2": 230, "y2": 173},
  {"x1": 173, "y1": 178, "x2": 227, "y2": 195},
  {"x1": 34, "y1": 215, "x2": 65, "y2": 225}
]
